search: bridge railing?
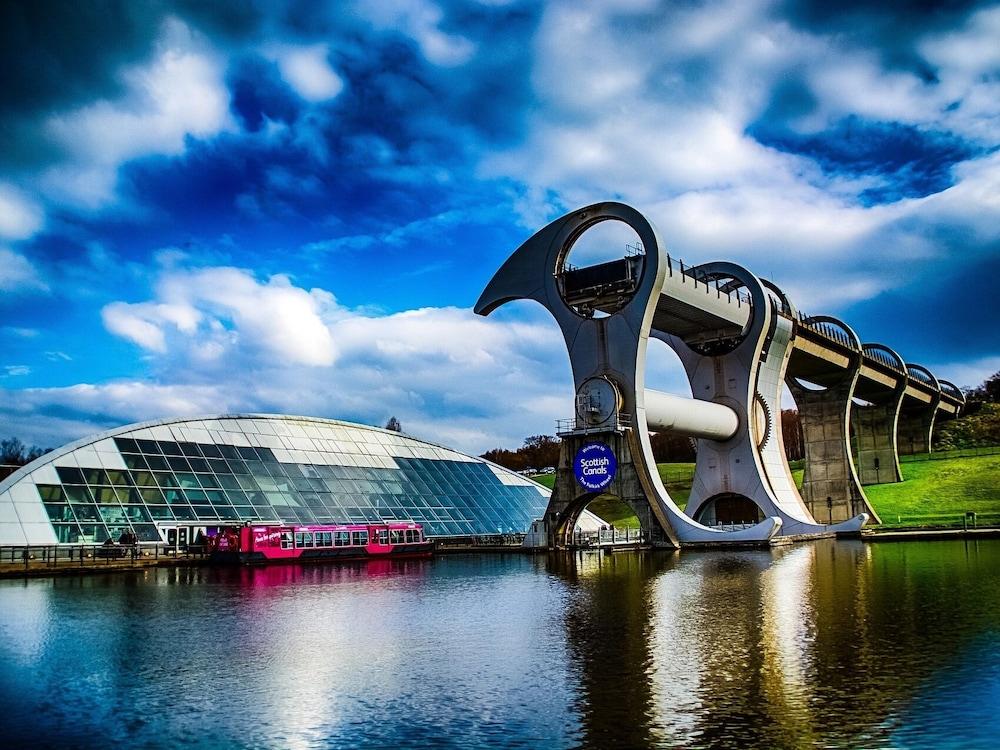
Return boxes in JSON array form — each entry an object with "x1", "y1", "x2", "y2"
[
  {"x1": 907, "y1": 366, "x2": 934, "y2": 385},
  {"x1": 556, "y1": 413, "x2": 632, "y2": 436},
  {"x1": 0, "y1": 542, "x2": 209, "y2": 574},
  {"x1": 571, "y1": 528, "x2": 645, "y2": 546},
  {"x1": 862, "y1": 345, "x2": 907, "y2": 375},
  {"x1": 665, "y1": 254, "x2": 753, "y2": 307},
  {"x1": 798, "y1": 316, "x2": 857, "y2": 350}
]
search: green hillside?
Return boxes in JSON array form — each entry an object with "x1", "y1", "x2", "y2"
[{"x1": 530, "y1": 452, "x2": 1000, "y2": 529}]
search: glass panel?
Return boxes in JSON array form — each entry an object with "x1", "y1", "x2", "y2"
[
  {"x1": 218, "y1": 445, "x2": 240, "y2": 460},
  {"x1": 153, "y1": 472, "x2": 179, "y2": 488},
  {"x1": 105, "y1": 470, "x2": 131, "y2": 486},
  {"x1": 171, "y1": 505, "x2": 197, "y2": 520},
  {"x1": 56, "y1": 466, "x2": 86, "y2": 484},
  {"x1": 218, "y1": 474, "x2": 243, "y2": 491},
  {"x1": 168, "y1": 456, "x2": 191, "y2": 473},
  {"x1": 193, "y1": 506, "x2": 219, "y2": 520},
  {"x1": 175, "y1": 473, "x2": 200, "y2": 489},
  {"x1": 79, "y1": 524, "x2": 111, "y2": 543},
  {"x1": 198, "y1": 474, "x2": 221, "y2": 489},
  {"x1": 187, "y1": 457, "x2": 209, "y2": 473},
  {"x1": 208, "y1": 459, "x2": 232, "y2": 474},
  {"x1": 145, "y1": 455, "x2": 169, "y2": 471},
  {"x1": 114, "y1": 437, "x2": 140, "y2": 453},
  {"x1": 147, "y1": 505, "x2": 175, "y2": 520},
  {"x1": 73, "y1": 504, "x2": 100, "y2": 522},
  {"x1": 82, "y1": 468, "x2": 110, "y2": 485},
  {"x1": 37, "y1": 485, "x2": 65, "y2": 501},
  {"x1": 162, "y1": 489, "x2": 187, "y2": 504},
  {"x1": 199, "y1": 443, "x2": 223, "y2": 458},
  {"x1": 216, "y1": 506, "x2": 239, "y2": 520},
  {"x1": 124, "y1": 455, "x2": 148, "y2": 470},
  {"x1": 98, "y1": 505, "x2": 128, "y2": 524},
  {"x1": 93, "y1": 487, "x2": 121, "y2": 503},
  {"x1": 179, "y1": 442, "x2": 201, "y2": 457},
  {"x1": 185, "y1": 489, "x2": 207, "y2": 503},
  {"x1": 123, "y1": 505, "x2": 152, "y2": 522},
  {"x1": 53, "y1": 523, "x2": 82, "y2": 543},
  {"x1": 158, "y1": 441, "x2": 183, "y2": 455},
  {"x1": 120, "y1": 488, "x2": 144, "y2": 504},
  {"x1": 133, "y1": 524, "x2": 161, "y2": 542},
  {"x1": 132, "y1": 471, "x2": 157, "y2": 487},
  {"x1": 205, "y1": 490, "x2": 230, "y2": 506},
  {"x1": 44, "y1": 503, "x2": 76, "y2": 522},
  {"x1": 237, "y1": 446, "x2": 259, "y2": 460},
  {"x1": 135, "y1": 439, "x2": 160, "y2": 453}
]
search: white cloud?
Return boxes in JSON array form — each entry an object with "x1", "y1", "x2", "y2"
[
  {"x1": 102, "y1": 267, "x2": 338, "y2": 367},
  {"x1": 86, "y1": 263, "x2": 575, "y2": 454},
  {"x1": 0, "y1": 249, "x2": 48, "y2": 293},
  {"x1": 2, "y1": 366, "x2": 31, "y2": 377},
  {"x1": 0, "y1": 184, "x2": 44, "y2": 240},
  {"x1": 481, "y1": 0, "x2": 1000, "y2": 322},
  {"x1": 354, "y1": 0, "x2": 475, "y2": 66},
  {"x1": 270, "y1": 44, "x2": 344, "y2": 102},
  {"x1": 40, "y1": 17, "x2": 232, "y2": 208}
]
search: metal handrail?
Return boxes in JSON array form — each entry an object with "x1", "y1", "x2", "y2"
[
  {"x1": 556, "y1": 413, "x2": 632, "y2": 436},
  {"x1": 0, "y1": 542, "x2": 209, "y2": 574}
]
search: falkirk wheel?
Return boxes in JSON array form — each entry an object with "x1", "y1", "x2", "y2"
[{"x1": 475, "y1": 203, "x2": 963, "y2": 548}]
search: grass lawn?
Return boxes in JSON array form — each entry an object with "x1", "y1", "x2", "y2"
[
  {"x1": 867, "y1": 453, "x2": 1000, "y2": 527},
  {"x1": 529, "y1": 452, "x2": 1000, "y2": 529}
]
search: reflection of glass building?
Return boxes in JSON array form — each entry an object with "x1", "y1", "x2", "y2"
[{"x1": 0, "y1": 415, "x2": 551, "y2": 545}]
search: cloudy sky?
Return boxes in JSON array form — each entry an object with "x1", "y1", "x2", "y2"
[{"x1": 1, "y1": 0, "x2": 998, "y2": 454}]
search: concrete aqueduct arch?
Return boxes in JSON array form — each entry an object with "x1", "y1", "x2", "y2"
[{"x1": 476, "y1": 202, "x2": 963, "y2": 548}]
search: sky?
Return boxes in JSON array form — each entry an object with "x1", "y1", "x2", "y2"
[{"x1": 1, "y1": 0, "x2": 998, "y2": 455}]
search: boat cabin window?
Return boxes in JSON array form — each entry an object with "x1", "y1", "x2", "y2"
[
  {"x1": 352, "y1": 530, "x2": 368, "y2": 546},
  {"x1": 389, "y1": 529, "x2": 403, "y2": 544},
  {"x1": 335, "y1": 531, "x2": 350, "y2": 546},
  {"x1": 315, "y1": 531, "x2": 332, "y2": 547},
  {"x1": 295, "y1": 532, "x2": 314, "y2": 548},
  {"x1": 281, "y1": 531, "x2": 293, "y2": 550},
  {"x1": 378, "y1": 529, "x2": 388, "y2": 545},
  {"x1": 404, "y1": 529, "x2": 419, "y2": 543}
]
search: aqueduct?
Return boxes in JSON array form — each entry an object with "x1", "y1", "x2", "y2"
[{"x1": 475, "y1": 203, "x2": 963, "y2": 547}]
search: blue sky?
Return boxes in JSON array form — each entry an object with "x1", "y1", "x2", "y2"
[{"x1": 1, "y1": 0, "x2": 998, "y2": 454}]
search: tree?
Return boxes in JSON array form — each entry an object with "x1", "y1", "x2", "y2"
[
  {"x1": 649, "y1": 432, "x2": 696, "y2": 462},
  {"x1": 934, "y1": 371, "x2": 1000, "y2": 449},
  {"x1": 385, "y1": 416, "x2": 402, "y2": 432},
  {"x1": 480, "y1": 435, "x2": 560, "y2": 473},
  {"x1": 780, "y1": 409, "x2": 804, "y2": 461},
  {"x1": 1, "y1": 437, "x2": 50, "y2": 466},
  {"x1": 520, "y1": 435, "x2": 560, "y2": 469}
]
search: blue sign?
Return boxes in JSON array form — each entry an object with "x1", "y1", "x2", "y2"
[{"x1": 573, "y1": 442, "x2": 617, "y2": 491}]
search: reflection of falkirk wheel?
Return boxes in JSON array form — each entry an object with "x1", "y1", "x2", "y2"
[{"x1": 475, "y1": 202, "x2": 869, "y2": 547}]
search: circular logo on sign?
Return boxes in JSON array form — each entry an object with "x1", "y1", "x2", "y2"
[{"x1": 573, "y1": 442, "x2": 617, "y2": 492}]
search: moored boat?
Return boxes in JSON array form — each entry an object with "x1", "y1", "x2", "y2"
[{"x1": 209, "y1": 520, "x2": 433, "y2": 564}]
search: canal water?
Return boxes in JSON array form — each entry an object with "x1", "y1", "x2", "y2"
[{"x1": 1, "y1": 539, "x2": 998, "y2": 749}]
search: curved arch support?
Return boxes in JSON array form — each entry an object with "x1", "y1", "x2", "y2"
[
  {"x1": 477, "y1": 203, "x2": 782, "y2": 547},
  {"x1": 654, "y1": 262, "x2": 868, "y2": 537},
  {"x1": 855, "y1": 342, "x2": 908, "y2": 485}
]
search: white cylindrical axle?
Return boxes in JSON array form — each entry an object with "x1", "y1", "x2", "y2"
[{"x1": 644, "y1": 388, "x2": 739, "y2": 441}]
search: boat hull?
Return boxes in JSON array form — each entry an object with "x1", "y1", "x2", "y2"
[{"x1": 211, "y1": 541, "x2": 435, "y2": 566}]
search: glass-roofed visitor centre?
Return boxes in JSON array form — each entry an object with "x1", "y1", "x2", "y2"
[{"x1": 0, "y1": 415, "x2": 551, "y2": 546}]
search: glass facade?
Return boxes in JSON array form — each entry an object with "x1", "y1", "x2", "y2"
[{"x1": 0, "y1": 416, "x2": 551, "y2": 545}]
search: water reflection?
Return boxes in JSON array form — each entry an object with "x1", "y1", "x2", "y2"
[
  {"x1": 1, "y1": 541, "x2": 998, "y2": 748},
  {"x1": 548, "y1": 539, "x2": 1000, "y2": 750}
]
